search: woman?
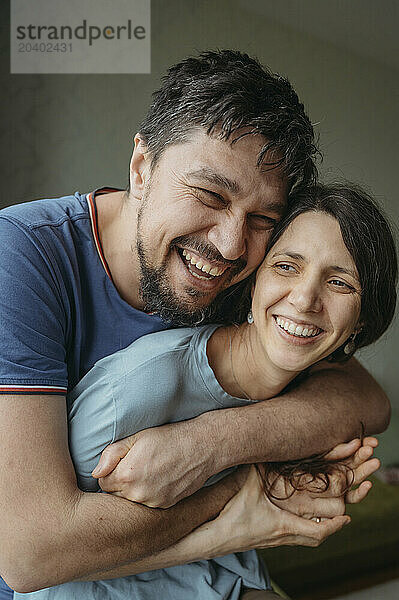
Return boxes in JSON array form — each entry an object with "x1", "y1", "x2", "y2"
[{"x1": 51, "y1": 183, "x2": 396, "y2": 599}]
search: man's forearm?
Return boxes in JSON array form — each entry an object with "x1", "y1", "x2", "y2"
[
  {"x1": 203, "y1": 358, "x2": 390, "y2": 472},
  {"x1": 4, "y1": 469, "x2": 239, "y2": 593},
  {"x1": 79, "y1": 518, "x2": 217, "y2": 581}
]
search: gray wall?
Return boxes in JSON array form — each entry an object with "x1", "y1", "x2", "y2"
[{"x1": 1, "y1": 1, "x2": 398, "y2": 433}]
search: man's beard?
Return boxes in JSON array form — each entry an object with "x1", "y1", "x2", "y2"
[{"x1": 136, "y1": 232, "x2": 246, "y2": 327}]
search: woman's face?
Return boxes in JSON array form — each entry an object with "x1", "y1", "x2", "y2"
[{"x1": 251, "y1": 211, "x2": 362, "y2": 372}]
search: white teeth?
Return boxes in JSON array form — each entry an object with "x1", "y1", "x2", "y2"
[
  {"x1": 275, "y1": 316, "x2": 321, "y2": 338},
  {"x1": 188, "y1": 267, "x2": 212, "y2": 280},
  {"x1": 180, "y1": 248, "x2": 225, "y2": 277}
]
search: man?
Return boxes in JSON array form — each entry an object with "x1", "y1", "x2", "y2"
[{"x1": 0, "y1": 50, "x2": 388, "y2": 598}]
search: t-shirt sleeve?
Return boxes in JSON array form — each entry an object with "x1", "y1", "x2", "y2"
[{"x1": 0, "y1": 216, "x2": 68, "y2": 395}]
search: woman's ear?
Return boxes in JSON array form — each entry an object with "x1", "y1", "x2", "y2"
[
  {"x1": 355, "y1": 321, "x2": 364, "y2": 334},
  {"x1": 129, "y1": 133, "x2": 151, "y2": 199},
  {"x1": 251, "y1": 282, "x2": 255, "y2": 299}
]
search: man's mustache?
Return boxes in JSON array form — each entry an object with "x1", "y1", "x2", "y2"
[{"x1": 171, "y1": 235, "x2": 247, "y2": 277}]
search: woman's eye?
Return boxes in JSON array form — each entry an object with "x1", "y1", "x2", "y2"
[
  {"x1": 275, "y1": 263, "x2": 296, "y2": 273},
  {"x1": 329, "y1": 279, "x2": 354, "y2": 292}
]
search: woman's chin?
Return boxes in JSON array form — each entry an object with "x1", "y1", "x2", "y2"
[
  {"x1": 270, "y1": 342, "x2": 343, "y2": 373},
  {"x1": 269, "y1": 351, "x2": 314, "y2": 373}
]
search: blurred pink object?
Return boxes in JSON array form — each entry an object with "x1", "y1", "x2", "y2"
[{"x1": 375, "y1": 464, "x2": 399, "y2": 485}]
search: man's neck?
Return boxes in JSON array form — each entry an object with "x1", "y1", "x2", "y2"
[{"x1": 95, "y1": 190, "x2": 144, "y2": 310}]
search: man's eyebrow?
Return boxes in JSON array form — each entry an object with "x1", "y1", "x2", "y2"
[
  {"x1": 185, "y1": 167, "x2": 286, "y2": 215},
  {"x1": 185, "y1": 167, "x2": 240, "y2": 194}
]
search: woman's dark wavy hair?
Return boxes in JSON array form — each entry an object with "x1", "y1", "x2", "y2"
[
  {"x1": 137, "y1": 49, "x2": 320, "y2": 190},
  {"x1": 266, "y1": 182, "x2": 398, "y2": 362},
  {"x1": 222, "y1": 182, "x2": 397, "y2": 357},
  {"x1": 219, "y1": 183, "x2": 398, "y2": 499}
]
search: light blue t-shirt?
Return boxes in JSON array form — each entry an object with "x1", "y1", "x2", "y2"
[{"x1": 15, "y1": 325, "x2": 269, "y2": 599}]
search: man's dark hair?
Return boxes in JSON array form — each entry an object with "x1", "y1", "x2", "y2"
[{"x1": 138, "y1": 49, "x2": 319, "y2": 189}]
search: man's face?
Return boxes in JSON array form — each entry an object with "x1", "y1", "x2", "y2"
[{"x1": 135, "y1": 128, "x2": 288, "y2": 324}]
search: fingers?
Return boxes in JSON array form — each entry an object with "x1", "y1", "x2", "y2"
[
  {"x1": 346, "y1": 444, "x2": 373, "y2": 469},
  {"x1": 97, "y1": 471, "x2": 121, "y2": 492},
  {"x1": 325, "y1": 437, "x2": 378, "y2": 462},
  {"x1": 346, "y1": 480, "x2": 372, "y2": 504},
  {"x1": 344, "y1": 446, "x2": 380, "y2": 505},
  {"x1": 92, "y1": 438, "x2": 133, "y2": 478},
  {"x1": 299, "y1": 496, "x2": 346, "y2": 519},
  {"x1": 344, "y1": 457, "x2": 379, "y2": 505},
  {"x1": 352, "y1": 457, "x2": 380, "y2": 486},
  {"x1": 309, "y1": 514, "x2": 351, "y2": 543},
  {"x1": 325, "y1": 438, "x2": 361, "y2": 461},
  {"x1": 281, "y1": 512, "x2": 351, "y2": 548},
  {"x1": 362, "y1": 436, "x2": 378, "y2": 448}
]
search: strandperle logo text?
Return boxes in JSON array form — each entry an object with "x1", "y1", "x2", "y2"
[{"x1": 16, "y1": 19, "x2": 146, "y2": 46}]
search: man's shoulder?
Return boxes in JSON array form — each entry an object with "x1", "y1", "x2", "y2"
[{"x1": 0, "y1": 191, "x2": 88, "y2": 231}]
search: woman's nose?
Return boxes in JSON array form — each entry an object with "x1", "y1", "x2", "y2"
[{"x1": 287, "y1": 279, "x2": 323, "y2": 313}]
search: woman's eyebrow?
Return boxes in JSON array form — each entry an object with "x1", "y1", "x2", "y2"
[
  {"x1": 271, "y1": 251, "x2": 359, "y2": 280},
  {"x1": 330, "y1": 265, "x2": 359, "y2": 280},
  {"x1": 185, "y1": 167, "x2": 240, "y2": 194},
  {"x1": 271, "y1": 251, "x2": 305, "y2": 261}
]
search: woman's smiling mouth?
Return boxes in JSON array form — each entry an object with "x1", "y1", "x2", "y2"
[{"x1": 273, "y1": 315, "x2": 324, "y2": 339}]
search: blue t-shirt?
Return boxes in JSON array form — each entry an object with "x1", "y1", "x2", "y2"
[
  {"x1": 14, "y1": 325, "x2": 269, "y2": 599},
  {"x1": 0, "y1": 188, "x2": 169, "y2": 395},
  {"x1": 0, "y1": 189, "x2": 169, "y2": 597}
]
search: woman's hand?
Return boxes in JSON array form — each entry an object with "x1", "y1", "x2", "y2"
[
  {"x1": 91, "y1": 420, "x2": 215, "y2": 507},
  {"x1": 257, "y1": 437, "x2": 380, "y2": 519},
  {"x1": 186, "y1": 465, "x2": 351, "y2": 559}
]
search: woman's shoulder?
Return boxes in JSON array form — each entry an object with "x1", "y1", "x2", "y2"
[{"x1": 97, "y1": 324, "x2": 219, "y2": 379}]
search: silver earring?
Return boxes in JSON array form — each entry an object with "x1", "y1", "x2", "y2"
[
  {"x1": 344, "y1": 333, "x2": 357, "y2": 355},
  {"x1": 247, "y1": 309, "x2": 254, "y2": 324}
]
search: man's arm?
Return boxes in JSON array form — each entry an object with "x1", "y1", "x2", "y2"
[
  {"x1": 210, "y1": 357, "x2": 390, "y2": 467},
  {"x1": 95, "y1": 358, "x2": 390, "y2": 507},
  {"x1": 0, "y1": 395, "x2": 242, "y2": 593},
  {"x1": 81, "y1": 438, "x2": 379, "y2": 581},
  {"x1": 84, "y1": 449, "x2": 376, "y2": 581}
]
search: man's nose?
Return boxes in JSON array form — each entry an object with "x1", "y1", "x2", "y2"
[
  {"x1": 287, "y1": 278, "x2": 323, "y2": 313},
  {"x1": 207, "y1": 215, "x2": 247, "y2": 262}
]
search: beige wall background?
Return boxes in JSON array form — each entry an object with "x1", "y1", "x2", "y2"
[{"x1": 1, "y1": 1, "x2": 398, "y2": 449}]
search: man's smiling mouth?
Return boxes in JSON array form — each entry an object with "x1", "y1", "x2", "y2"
[{"x1": 177, "y1": 247, "x2": 229, "y2": 281}]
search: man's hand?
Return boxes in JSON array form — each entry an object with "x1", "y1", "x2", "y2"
[
  {"x1": 257, "y1": 437, "x2": 380, "y2": 520},
  {"x1": 92, "y1": 424, "x2": 379, "y2": 510},
  {"x1": 92, "y1": 420, "x2": 214, "y2": 507}
]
